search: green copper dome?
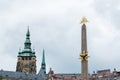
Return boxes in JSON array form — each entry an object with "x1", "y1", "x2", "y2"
[{"x1": 18, "y1": 28, "x2": 36, "y2": 57}]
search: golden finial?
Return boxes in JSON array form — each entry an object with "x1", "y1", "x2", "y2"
[{"x1": 80, "y1": 17, "x2": 88, "y2": 24}]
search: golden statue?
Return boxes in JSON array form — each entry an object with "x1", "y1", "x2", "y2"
[{"x1": 80, "y1": 17, "x2": 88, "y2": 24}]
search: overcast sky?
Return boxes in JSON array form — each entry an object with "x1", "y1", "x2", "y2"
[{"x1": 0, "y1": 0, "x2": 120, "y2": 74}]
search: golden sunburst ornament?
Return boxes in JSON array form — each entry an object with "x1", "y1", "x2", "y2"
[{"x1": 80, "y1": 17, "x2": 88, "y2": 24}]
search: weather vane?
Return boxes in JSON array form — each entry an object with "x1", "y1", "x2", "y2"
[{"x1": 80, "y1": 17, "x2": 88, "y2": 24}]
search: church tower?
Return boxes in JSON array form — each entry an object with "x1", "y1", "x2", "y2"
[
  {"x1": 80, "y1": 17, "x2": 89, "y2": 80},
  {"x1": 16, "y1": 28, "x2": 36, "y2": 74},
  {"x1": 38, "y1": 49, "x2": 46, "y2": 79},
  {"x1": 41, "y1": 49, "x2": 46, "y2": 74}
]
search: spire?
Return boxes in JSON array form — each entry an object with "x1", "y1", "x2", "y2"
[
  {"x1": 38, "y1": 49, "x2": 46, "y2": 78},
  {"x1": 24, "y1": 27, "x2": 31, "y2": 49},
  {"x1": 26, "y1": 27, "x2": 30, "y2": 38},
  {"x1": 41, "y1": 49, "x2": 46, "y2": 74},
  {"x1": 42, "y1": 49, "x2": 45, "y2": 65},
  {"x1": 18, "y1": 27, "x2": 36, "y2": 57}
]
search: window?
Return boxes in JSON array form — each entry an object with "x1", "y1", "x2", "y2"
[
  {"x1": 29, "y1": 57, "x2": 31, "y2": 60},
  {"x1": 22, "y1": 57, "x2": 24, "y2": 60},
  {"x1": 20, "y1": 76, "x2": 22, "y2": 79},
  {"x1": 25, "y1": 57, "x2": 27, "y2": 60},
  {"x1": 18, "y1": 57, "x2": 21, "y2": 60},
  {"x1": 35, "y1": 78, "x2": 37, "y2": 80},
  {"x1": 5, "y1": 75, "x2": 8, "y2": 77}
]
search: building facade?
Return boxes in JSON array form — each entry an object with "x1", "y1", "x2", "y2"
[{"x1": 47, "y1": 68, "x2": 120, "y2": 80}]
